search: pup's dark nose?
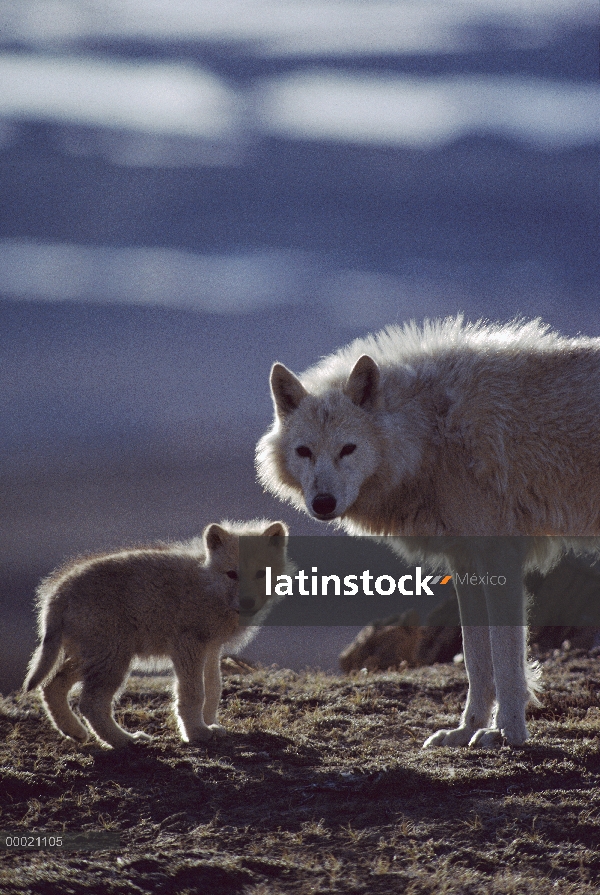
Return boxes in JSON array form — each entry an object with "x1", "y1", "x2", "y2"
[
  {"x1": 312, "y1": 493, "x2": 337, "y2": 517},
  {"x1": 240, "y1": 598, "x2": 256, "y2": 612}
]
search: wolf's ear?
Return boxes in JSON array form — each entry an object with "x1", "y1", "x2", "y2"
[
  {"x1": 345, "y1": 355, "x2": 380, "y2": 409},
  {"x1": 204, "y1": 523, "x2": 231, "y2": 553},
  {"x1": 263, "y1": 521, "x2": 288, "y2": 545},
  {"x1": 270, "y1": 364, "x2": 307, "y2": 418}
]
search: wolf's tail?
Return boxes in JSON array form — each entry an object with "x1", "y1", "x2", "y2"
[
  {"x1": 23, "y1": 595, "x2": 65, "y2": 692},
  {"x1": 526, "y1": 658, "x2": 543, "y2": 707}
]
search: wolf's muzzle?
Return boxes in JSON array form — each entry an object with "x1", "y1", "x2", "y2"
[{"x1": 312, "y1": 493, "x2": 337, "y2": 518}]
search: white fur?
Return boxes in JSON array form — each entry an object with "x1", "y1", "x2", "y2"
[{"x1": 257, "y1": 316, "x2": 600, "y2": 748}]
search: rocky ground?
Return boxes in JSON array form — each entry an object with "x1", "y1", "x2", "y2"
[{"x1": 1, "y1": 650, "x2": 599, "y2": 894}]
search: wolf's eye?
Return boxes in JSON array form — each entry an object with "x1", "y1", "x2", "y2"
[
  {"x1": 226, "y1": 570, "x2": 238, "y2": 580},
  {"x1": 339, "y1": 443, "x2": 357, "y2": 458},
  {"x1": 255, "y1": 569, "x2": 266, "y2": 579},
  {"x1": 296, "y1": 445, "x2": 312, "y2": 459}
]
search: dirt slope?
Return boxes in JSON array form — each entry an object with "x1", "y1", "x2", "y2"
[{"x1": 1, "y1": 653, "x2": 599, "y2": 894}]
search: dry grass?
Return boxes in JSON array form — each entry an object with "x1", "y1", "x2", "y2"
[{"x1": 1, "y1": 652, "x2": 600, "y2": 894}]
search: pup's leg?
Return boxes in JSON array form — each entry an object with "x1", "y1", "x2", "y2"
[
  {"x1": 202, "y1": 643, "x2": 226, "y2": 737},
  {"x1": 171, "y1": 640, "x2": 214, "y2": 743},
  {"x1": 41, "y1": 656, "x2": 88, "y2": 742},
  {"x1": 78, "y1": 656, "x2": 147, "y2": 748}
]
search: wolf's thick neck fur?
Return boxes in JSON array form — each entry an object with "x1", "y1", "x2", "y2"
[{"x1": 258, "y1": 316, "x2": 600, "y2": 539}]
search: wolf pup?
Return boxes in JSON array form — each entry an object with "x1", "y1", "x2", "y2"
[
  {"x1": 24, "y1": 520, "x2": 288, "y2": 748},
  {"x1": 256, "y1": 316, "x2": 600, "y2": 748}
]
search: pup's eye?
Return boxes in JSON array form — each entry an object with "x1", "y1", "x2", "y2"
[
  {"x1": 296, "y1": 445, "x2": 312, "y2": 458},
  {"x1": 226, "y1": 570, "x2": 238, "y2": 580},
  {"x1": 255, "y1": 569, "x2": 266, "y2": 579},
  {"x1": 339, "y1": 443, "x2": 356, "y2": 458}
]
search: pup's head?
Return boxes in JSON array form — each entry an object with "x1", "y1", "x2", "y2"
[
  {"x1": 203, "y1": 522, "x2": 243, "y2": 610},
  {"x1": 203, "y1": 520, "x2": 290, "y2": 619},
  {"x1": 256, "y1": 355, "x2": 383, "y2": 522},
  {"x1": 237, "y1": 520, "x2": 290, "y2": 620}
]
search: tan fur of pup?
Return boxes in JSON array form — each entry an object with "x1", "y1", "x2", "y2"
[
  {"x1": 256, "y1": 316, "x2": 600, "y2": 748},
  {"x1": 24, "y1": 520, "x2": 288, "y2": 748}
]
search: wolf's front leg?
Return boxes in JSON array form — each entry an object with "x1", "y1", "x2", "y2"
[
  {"x1": 468, "y1": 541, "x2": 530, "y2": 747},
  {"x1": 469, "y1": 624, "x2": 530, "y2": 747},
  {"x1": 202, "y1": 643, "x2": 227, "y2": 738},
  {"x1": 171, "y1": 642, "x2": 214, "y2": 743},
  {"x1": 424, "y1": 568, "x2": 495, "y2": 747},
  {"x1": 423, "y1": 624, "x2": 495, "y2": 747}
]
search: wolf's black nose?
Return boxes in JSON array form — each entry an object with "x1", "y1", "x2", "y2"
[{"x1": 312, "y1": 493, "x2": 337, "y2": 516}]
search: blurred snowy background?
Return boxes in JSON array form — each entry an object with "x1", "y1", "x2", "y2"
[{"x1": 0, "y1": 0, "x2": 598, "y2": 688}]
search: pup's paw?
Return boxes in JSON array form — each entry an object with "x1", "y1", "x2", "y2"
[
  {"x1": 422, "y1": 726, "x2": 474, "y2": 748},
  {"x1": 66, "y1": 727, "x2": 90, "y2": 743},
  {"x1": 112, "y1": 731, "x2": 152, "y2": 749},
  {"x1": 208, "y1": 723, "x2": 227, "y2": 738}
]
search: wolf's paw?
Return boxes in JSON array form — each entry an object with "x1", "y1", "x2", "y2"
[
  {"x1": 185, "y1": 725, "x2": 214, "y2": 744},
  {"x1": 422, "y1": 726, "x2": 474, "y2": 748},
  {"x1": 208, "y1": 723, "x2": 227, "y2": 738},
  {"x1": 130, "y1": 731, "x2": 153, "y2": 743},
  {"x1": 468, "y1": 728, "x2": 505, "y2": 748},
  {"x1": 469, "y1": 726, "x2": 527, "y2": 748}
]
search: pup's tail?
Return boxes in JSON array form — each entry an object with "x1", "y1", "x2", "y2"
[{"x1": 23, "y1": 598, "x2": 64, "y2": 692}]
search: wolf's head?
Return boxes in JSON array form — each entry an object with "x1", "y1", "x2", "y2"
[{"x1": 256, "y1": 355, "x2": 388, "y2": 523}]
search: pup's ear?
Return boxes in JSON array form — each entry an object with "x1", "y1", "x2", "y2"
[
  {"x1": 263, "y1": 521, "x2": 288, "y2": 544},
  {"x1": 204, "y1": 523, "x2": 232, "y2": 553},
  {"x1": 345, "y1": 355, "x2": 380, "y2": 409},
  {"x1": 270, "y1": 364, "x2": 307, "y2": 418}
]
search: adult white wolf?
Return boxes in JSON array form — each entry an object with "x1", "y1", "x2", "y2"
[{"x1": 256, "y1": 316, "x2": 600, "y2": 748}]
